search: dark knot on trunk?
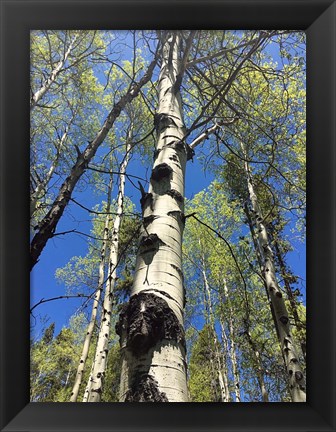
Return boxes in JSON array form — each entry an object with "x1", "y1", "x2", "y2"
[{"x1": 116, "y1": 292, "x2": 185, "y2": 357}]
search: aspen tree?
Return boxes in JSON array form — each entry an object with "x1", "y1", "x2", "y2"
[
  {"x1": 200, "y1": 254, "x2": 230, "y2": 402},
  {"x1": 116, "y1": 31, "x2": 195, "y2": 402},
  {"x1": 30, "y1": 32, "x2": 79, "y2": 110},
  {"x1": 269, "y1": 220, "x2": 306, "y2": 361},
  {"x1": 69, "y1": 175, "x2": 113, "y2": 402},
  {"x1": 242, "y1": 150, "x2": 306, "y2": 402},
  {"x1": 221, "y1": 279, "x2": 241, "y2": 402},
  {"x1": 30, "y1": 111, "x2": 75, "y2": 218},
  {"x1": 85, "y1": 127, "x2": 133, "y2": 402}
]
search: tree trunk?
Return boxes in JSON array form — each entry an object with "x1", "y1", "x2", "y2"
[
  {"x1": 85, "y1": 132, "x2": 132, "y2": 402},
  {"x1": 70, "y1": 175, "x2": 113, "y2": 402},
  {"x1": 222, "y1": 278, "x2": 241, "y2": 402},
  {"x1": 30, "y1": 114, "x2": 75, "y2": 218},
  {"x1": 201, "y1": 255, "x2": 230, "y2": 402},
  {"x1": 30, "y1": 56, "x2": 158, "y2": 270},
  {"x1": 116, "y1": 31, "x2": 194, "y2": 402},
  {"x1": 30, "y1": 33, "x2": 78, "y2": 110},
  {"x1": 243, "y1": 154, "x2": 306, "y2": 402},
  {"x1": 273, "y1": 238, "x2": 306, "y2": 361}
]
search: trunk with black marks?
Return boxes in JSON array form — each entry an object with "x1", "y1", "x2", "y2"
[
  {"x1": 30, "y1": 57, "x2": 157, "y2": 270},
  {"x1": 243, "y1": 152, "x2": 306, "y2": 402},
  {"x1": 30, "y1": 34, "x2": 78, "y2": 110},
  {"x1": 222, "y1": 278, "x2": 241, "y2": 402},
  {"x1": 117, "y1": 31, "x2": 193, "y2": 402},
  {"x1": 70, "y1": 175, "x2": 113, "y2": 402},
  {"x1": 272, "y1": 237, "x2": 306, "y2": 361},
  {"x1": 85, "y1": 133, "x2": 132, "y2": 402}
]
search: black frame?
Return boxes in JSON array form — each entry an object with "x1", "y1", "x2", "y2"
[{"x1": 1, "y1": 0, "x2": 335, "y2": 431}]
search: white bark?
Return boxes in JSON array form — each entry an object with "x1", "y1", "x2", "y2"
[
  {"x1": 86, "y1": 134, "x2": 132, "y2": 402},
  {"x1": 201, "y1": 255, "x2": 230, "y2": 402},
  {"x1": 30, "y1": 34, "x2": 78, "y2": 110},
  {"x1": 30, "y1": 115, "x2": 74, "y2": 218},
  {"x1": 243, "y1": 153, "x2": 306, "y2": 402},
  {"x1": 70, "y1": 176, "x2": 113, "y2": 402},
  {"x1": 222, "y1": 279, "x2": 241, "y2": 402},
  {"x1": 117, "y1": 32, "x2": 193, "y2": 402},
  {"x1": 254, "y1": 345, "x2": 269, "y2": 402}
]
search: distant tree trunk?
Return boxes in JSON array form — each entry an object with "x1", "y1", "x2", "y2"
[
  {"x1": 30, "y1": 113, "x2": 75, "y2": 218},
  {"x1": 242, "y1": 152, "x2": 306, "y2": 402},
  {"x1": 272, "y1": 235, "x2": 306, "y2": 361},
  {"x1": 30, "y1": 56, "x2": 158, "y2": 270},
  {"x1": 221, "y1": 278, "x2": 241, "y2": 402},
  {"x1": 116, "y1": 31, "x2": 195, "y2": 402},
  {"x1": 201, "y1": 254, "x2": 230, "y2": 402},
  {"x1": 30, "y1": 33, "x2": 78, "y2": 110},
  {"x1": 65, "y1": 368, "x2": 72, "y2": 387},
  {"x1": 85, "y1": 130, "x2": 132, "y2": 402},
  {"x1": 70, "y1": 175, "x2": 113, "y2": 402}
]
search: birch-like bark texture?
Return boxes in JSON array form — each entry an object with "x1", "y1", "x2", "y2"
[
  {"x1": 201, "y1": 255, "x2": 230, "y2": 402},
  {"x1": 30, "y1": 56, "x2": 157, "y2": 270},
  {"x1": 30, "y1": 114, "x2": 75, "y2": 218},
  {"x1": 30, "y1": 34, "x2": 78, "y2": 110},
  {"x1": 85, "y1": 136, "x2": 132, "y2": 402},
  {"x1": 116, "y1": 31, "x2": 194, "y2": 402},
  {"x1": 243, "y1": 157, "x2": 306, "y2": 402},
  {"x1": 69, "y1": 176, "x2": 113, "y2": 402},
  {"x1": 222, "y1": 279, "x2": 241, "y2": 402},
  {"x1": 273, "y1": 238, "x2": 306, "y2": 361}
]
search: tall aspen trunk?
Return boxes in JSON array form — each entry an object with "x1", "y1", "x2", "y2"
[
  {"x1": 30, "y1": 56, "x2": 157, "y2": 270},
  {"x1": 273, "y1": 238, "x2": 306, "y2": 361},
  {"x1": 242, "y1": 152, "x2": 306, "y2": 402},
  {"x1": 65, "y1": 368, "x2": 71, "y2": 387},
  {"x1": 30, "y1": 34, "x2": 78, "y2": 110},
  {"x1": 222, "y1": 279, "x2": 241, "y2": 402},
  {"x1": 30, "y1": 115, "x2": 75, "y2": 218},
  {"x1": 201, "y1": 255, "x2": 230, "y2": 402},
  {"x1": 82, "y1": 360, "x2": 95, "y2": 402},
  {"x1": 85, "y1": 133, "x2": 132, "y2": 402},
  {"x1": 244, "y1": 202, "x2": 280, "y2": 341},
  {"x1": 116, "y1": 31, "x2": 194, "y2": 402},
  {"x1": 219, "y1": 319, "x2": 232, "y2": 400},
  {"x1": 70, "y1": 175, "x2": 113, "y2": 402}
]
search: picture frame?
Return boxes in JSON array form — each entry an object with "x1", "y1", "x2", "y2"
[{"x1": 1, "y1": 0, "x2": 335, "y2": 430}]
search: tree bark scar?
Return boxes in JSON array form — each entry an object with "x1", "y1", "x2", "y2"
[
  {"x1": 166, "y1": 189, "x2": 183, "y2": 203},
  {"x1": 151, "y1": 163, "x2": 173, "y2": 182},
  {"x1": 170, "y1": 263, "x2": 184, "y2": 280},
  {"x1": 140, "y1": 192, "x2": 153, "y2": 212},
  {"x1": 185, "y1": 143, "x2": 195, "y2": 161},
  {"x1": 116, "y1": 292, "x2": 186, "y2": 356},
  {"x1": 153, "y1": 113, "x2": 177, "y2": 133},
  {"x1": 139, "y1": 233, "x2": 163, "y2": 253},
  {"x1": 153, "y1": 148, "x2": 161, "y2": 161},
  {"x1": 143, "y1": 215, "x2": 159, "y2": 228},
  {"x1": 279, "y1": 315, "x2": 289, "y2": 325},
  {"x1": 164, "y1": 139, "x2": 194, "y2": 161},
  {"x1": 125, "y1": 373, "x2": 168, "y2": 402}
]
